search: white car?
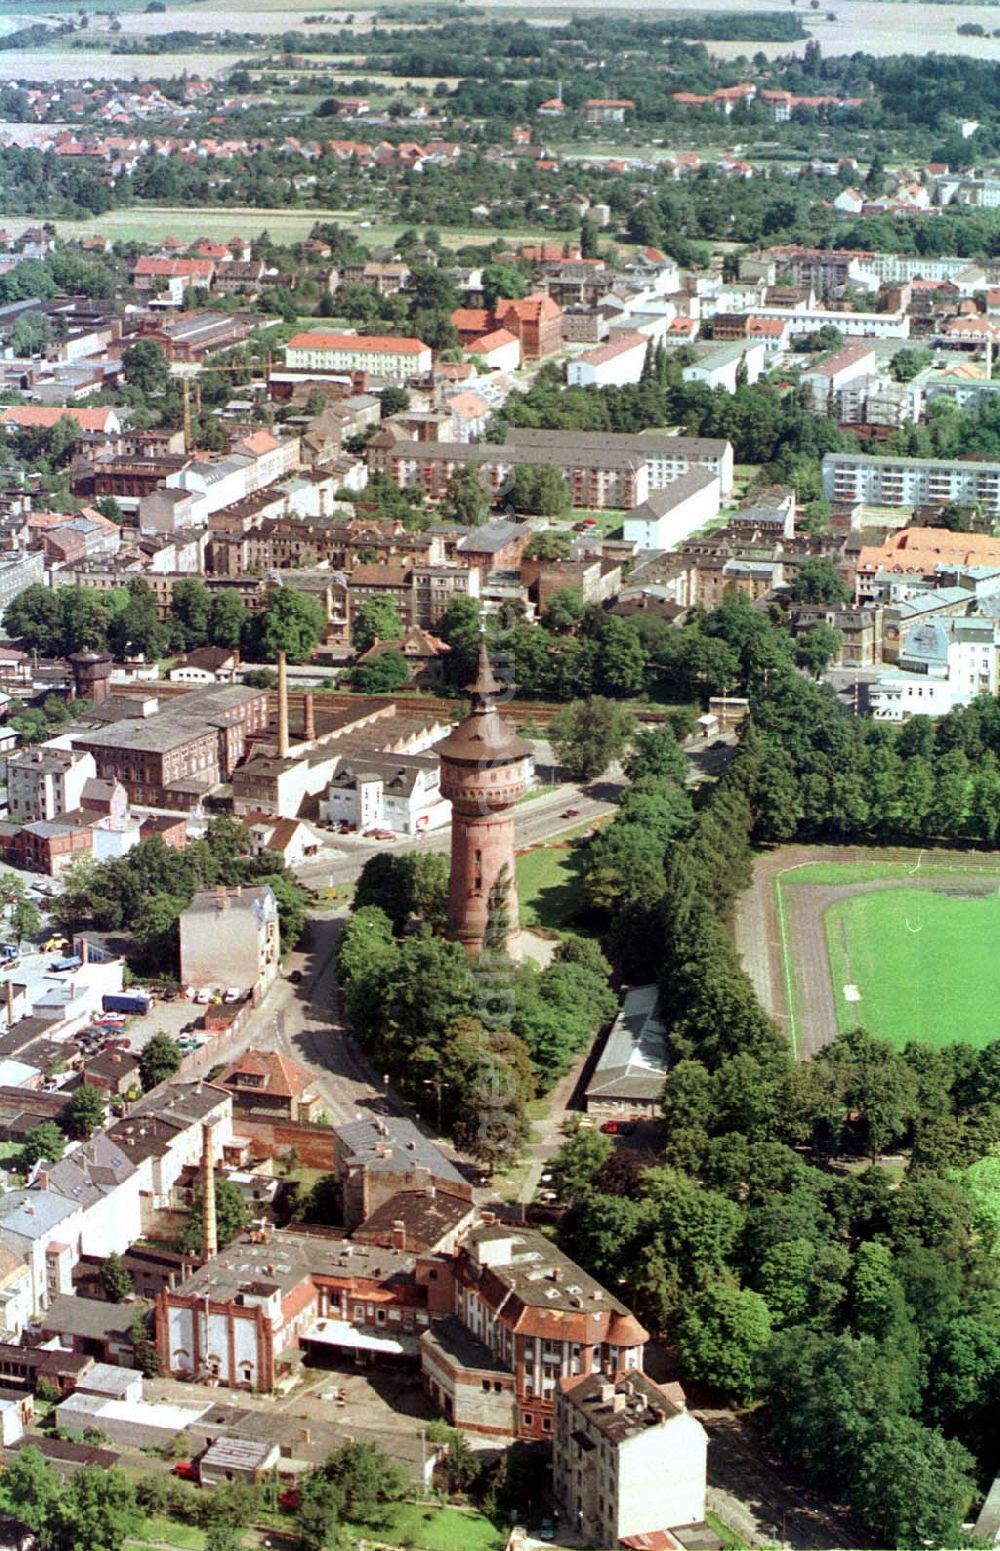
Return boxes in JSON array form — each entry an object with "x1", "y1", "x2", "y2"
[
  {"x1": 223, "y1": 987, "x2": 242, "y2": 1004},
  {"x1": 194, "y1": 988, "x2": 213, "y2": 1005}
]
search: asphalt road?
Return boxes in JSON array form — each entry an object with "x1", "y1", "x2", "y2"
[{"x1": 292, "y1": 779, "x2": 620, "y2": 892}]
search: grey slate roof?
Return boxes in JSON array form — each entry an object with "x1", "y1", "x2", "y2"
[{"x1": 585, "y1": 984, "x2": 668, "y2": 1104}]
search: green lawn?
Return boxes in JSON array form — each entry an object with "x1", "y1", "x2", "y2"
[
  {"x1": 824, "y1": 886, "x2": 1000, "y2": 1049},
  {"x1": 788, "y1": 857, "x2": 1000, "y2": 886},
  {"x1": 129, "y1": 1518, "x2": 206, "y2": 1550},
  {"x1": 350, "y1": 1505, "x2": 504, "y2": 1551},
  {"x1": 517, "y1": 841, "x2": 585, "y2": 931}
]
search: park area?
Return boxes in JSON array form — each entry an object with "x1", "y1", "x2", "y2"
[{"x1": 735, "y1": 846, "x2": 1000, "y2": 1058}]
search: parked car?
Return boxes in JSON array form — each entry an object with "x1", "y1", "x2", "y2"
[
  {"x1": 223, "y1": 987, "x2": 241, "y2": 1004},
  {"x1": 171, "y1": 1462, "x2": 199, "y2": 1482},
  {"x1": 560, "y1": 807, "x2": 580, "y2": 819},
  {"x1": 599, "y1": 1119, "x2": 636, "y2": 1135},
  {"x1": 278, "y1": 1489, "x2": 301, "y2": 1511},
  {"x1": 539, "y1": 1518, "x2": 555, "y2": 1542}
]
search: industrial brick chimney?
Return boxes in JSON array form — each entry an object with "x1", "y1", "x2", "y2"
[
  {"x1": 277, "y1": 650, "x2": 290, "y2": 759},
  {"x1": 201, "y1": 1120, "x2": 218, "y2": 1259},
  {"x1": 303, "y1": 691, "x2": 316, "y2": 744}
]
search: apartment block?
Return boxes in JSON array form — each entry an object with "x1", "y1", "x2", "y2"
[{"x1": 823, "y1": 452, "x2": 1000, "y2": 513}]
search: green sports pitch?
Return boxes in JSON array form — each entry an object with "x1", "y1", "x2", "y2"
[{"x1": 824, "y1": 885, "x2": 1000, "y2": 1050}]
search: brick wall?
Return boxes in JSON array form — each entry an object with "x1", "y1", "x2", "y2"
[{"x1": 234, "y1": 1114, "x2": 337, "y2": 1171}]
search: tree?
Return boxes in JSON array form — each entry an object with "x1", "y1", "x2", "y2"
[
  {"x1": 444, "y1": 464, "x2": 492, "y2": 527},
  {"x1": 349, "y1": 648, "x2": 410, "y2": 693},
  {"x1": 675, "y1": 1282, "x2": 772, "y2": 1400},
  {"x1": 482, "y1": 262, "x2": 526, "y2": 309},
  {"x1": 171, "y1": 578, "x2": 212, "y2": 650},
  {"x1": 3, "y1": 1445, "x2": 62, "y2": 1535},
  {"x1": 180, "y1": 1178, "x2": 250, "y2": 1253},
  {"x1": 204, "y1": 1524, "x2": 244, "y2": 1551},
  {"x1": 790, "y1": 556, "x2": 849, "y2": 604},
  {"x1": 138, "y1": 1031, "x2": 182, "y2": 1093},
  {"x1": 249, "y1": 587, "x2": 327, "y2": 664},
  {"x1": 100, "y1": 1251, "x2": 134, "y2": 1303},
  {"x1": 794, "y1": 621, "x2": 843, "y2": 677},
  {"x1": 64, "y1": 1083, "x2": 105, "y2": 1139},
  {"x1": 20, "y1": 1121, "x2": 65, "y2": 1168},
  {"x1": 624, "y1": 725, "x2": 688, "y2": 785},
  {"x1": 48, "y1": 1463, "x2": 141, "y2": 1551},
  {"x1": 107, "y1": 577, "x2": 164, "y2": 660},
  {"x1": 889, "y1": 347, "x2": 931, "y2": 382},
  {"x1": 550, "y1": 1128, "x2": 613, "y2": 1202},
  {"x1": 523, "y1": 530, "x2": 571, "y2": 562},
  {"x1": 352, "y1": 596, "x2": 405, "y2": 654},
  {"x1": 551, "y1": 697, "x2": 636, "y2": 781},
  {"x1": 542, "y1": 586, "x2": 585, "y2": 634},
  {"x1": 580, "y1": 216, "x2": 599, "y2": 259},
  {"x1": 209, "y1": 590, "x2": 247, "y2": 649},
  {"x1": 323, "y1": 1440, "x2": 406, "y2": 1522},
  {"x1": 295, "y1": 1471, "x2": 343, "y2": 1551},
  {"x1": 850, "y1": 1416, "x2": 975, "y2": 1548},
  {"x1": 10, "y1": 892, "x2": 40, "y2": 945},
  {"x1": 378, "y1": 386, "x2": 410, "y2": 417},
  {"x1": 121, "y1": 339, "x2": 170, "y2": 397},
  {"x1": 353, "y1": 852, "x2": 448, "y2": 933},
  {"x1": 509, "y1": 464, "x2": 571, "y2": 518},
  {"x1": 10, "y1": 309, "x2": 51, "y2": 358},
  {"x1": 443, "y1": 1430, "x2": 479, "y2": 1493},
  {"x1": 4, "y1": 583, "x2": 63, "y2": 654}
]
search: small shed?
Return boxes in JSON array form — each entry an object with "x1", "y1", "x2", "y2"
[{"x1": 199, "y1": 1435, "x2": 281, "y2": 1488}]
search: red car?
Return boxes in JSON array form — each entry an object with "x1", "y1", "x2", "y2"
[
  {"x1": 279, "y1": 1488, "x2": 301, "y2": 1511},
  {"x1": 171, "y1": 1461, "x2": 199, "y2": 1481},
  {"x1": 600, "y1": 1119, "x2": 636, "y2": 1136}
]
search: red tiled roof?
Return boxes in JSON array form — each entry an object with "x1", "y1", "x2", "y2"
[
  {"x1": 1, "y1": 406, "x2": 114, "y2": 433},
  {"x1": 287, "y1": 331, "x2": 429, "y2": 354}
]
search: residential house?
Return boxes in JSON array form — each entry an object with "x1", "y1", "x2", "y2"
[
  {"x1": 554, "y1": 1372, "x2": 708, "y2": 1546},
  {"x1": 178, "y1": 884, "x2": 280, "y2": 996},
  {"x1": 216, "y1": 1049, "x2": 320, "y2": 1123}
]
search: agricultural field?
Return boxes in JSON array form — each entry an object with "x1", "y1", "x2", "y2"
[
  {"x1": 0, "y1": 209, "x2": 572, "y2": 249},
  {"x1": 736, "y1": 846, "x2": 1000, "y2": 1057}
]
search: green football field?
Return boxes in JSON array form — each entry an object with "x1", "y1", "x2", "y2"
[{"x1": 824, "y1": 886, "x2": 1000, "y2": 1049}]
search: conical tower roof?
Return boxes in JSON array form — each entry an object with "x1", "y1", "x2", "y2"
[{"x1": 434, "y1": 636, "x2": 532, "y2": 765}]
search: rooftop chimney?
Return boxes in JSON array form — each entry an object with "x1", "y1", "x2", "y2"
[
  {"x1": 391, "y1": 1220, "x2": 406, "y2": 1252},
  {"x1": 277, "y1": 650, "x2": 290, "y2": 759},
  {"x1": 201, "y1": 1120, "x2": 218, "y2": 1259},
  {"x1": 303, "y1": 691, "x2": 316, "y2": 744},
  {"x1": 611, "y1": 1392, "x2": 627, "y2": 1413},
  {"x1": 5, "y1": 980, "x2": 12, "y2": 1028}
]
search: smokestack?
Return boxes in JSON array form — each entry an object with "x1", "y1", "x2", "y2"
[
  {"x1": 5, "y1": 981, "x2": 12, "y2": 1027},
  {"x1": 303, "y1": 692, "x2": 315, "y2": 743},
  {"x1": 277, "y1": 650, "x2": 289, "y2": 759},
  {"x1": 201, "y1": 1121, "x2": 218, "y2": 1259},
  {"x1": 80, "y1": 938, "x2": 88, "y2": 965}
]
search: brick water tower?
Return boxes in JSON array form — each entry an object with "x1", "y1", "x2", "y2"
[
  {"x1": 69, "y1": 649, "x2": 112, "y2": 705},
  {"x1": 435, "y1": 638, "x2": 531, "y2": 956}
]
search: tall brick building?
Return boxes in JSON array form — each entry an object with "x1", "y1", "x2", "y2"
[{"x1": 434, "y1": 639, "x2": 530, "y2": 955}]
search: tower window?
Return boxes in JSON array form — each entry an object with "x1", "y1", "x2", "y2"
[{"x1": 474, "y1": 849, "x2": 483, "y2": 891}]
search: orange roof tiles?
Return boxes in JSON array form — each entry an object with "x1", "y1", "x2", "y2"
[{"x1": 287, "y1": 331, "x2": 429, "y2": 354}]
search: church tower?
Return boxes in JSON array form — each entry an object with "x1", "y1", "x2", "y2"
[{"x1": 435, "y1": 638, "x2": 531, "y2": 955}]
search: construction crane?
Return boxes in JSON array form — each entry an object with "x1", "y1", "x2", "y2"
[{"x1": 180, "y1": 354, "x2": 273, "y2": 450}]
